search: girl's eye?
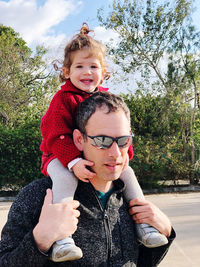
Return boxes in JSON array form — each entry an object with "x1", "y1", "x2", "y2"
[
  {"x1": 91, "y1": 65, "x2": 98, "y2": 69},
  {"x1": 76, "y1": 65, "x2": 82, "y2": 68}
]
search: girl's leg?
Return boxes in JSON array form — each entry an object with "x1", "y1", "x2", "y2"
[
  {"x1": 47, "y1": 158, "x2": 82, "y2": 262},
  {"x1": 47, "y1": 158, "x2": 78, "y2": 203},
  {"x1": 120, "y1": 166, "x2": 168, "y2": 248},
  {"x1": 120, "y1": 166, "x2": 144, "y2": 201}
]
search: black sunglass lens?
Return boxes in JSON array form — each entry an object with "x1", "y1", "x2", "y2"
[
  {"x1": 93, "y1": 136, "x2": 104, "y2": 147},
  {"x1": 93, "y1": 136, "x2": 113, "y2": 148},
  {"x1": 118, "y1": 136, "x2": 131, "y2": 147},
  {"x1": 91, "y1": 135, "x2": 132, "y2": 149},
  {"x1": 103, "y1": 137, "x2": 113, "y2": 147}
]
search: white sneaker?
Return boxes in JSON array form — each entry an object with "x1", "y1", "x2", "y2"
[
  {"x1": 136, "y1": 223, "x2": 168, "y2": 248},
  {"x1": 50, "y1": 237, "x2": 83, "y2": 262}
]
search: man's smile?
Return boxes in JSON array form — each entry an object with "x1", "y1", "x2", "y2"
[{"x1": 104, "y1": 162, "x2": 122, "y2": 171}]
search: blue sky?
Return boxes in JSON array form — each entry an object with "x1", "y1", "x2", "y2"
[
  {"x1": 0, "y1": 0, "x2": 199, "y2": 48},
  {"x1": 0, "y1": 0, "x2": 114, "y2": 48},
  {"x1": 0, "y1": 0, "x2": 199, "y2": 93}
]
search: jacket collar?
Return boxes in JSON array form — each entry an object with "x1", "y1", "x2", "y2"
[
  {"x1": 61, "y1": 79, "x2": 99, "y2": 95},
  {"x1": 78, "y1": 178, "x2": 125, "y2": 196}
]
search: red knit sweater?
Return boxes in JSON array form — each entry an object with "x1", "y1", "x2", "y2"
[{"x1": 40, "y1": 79, "x2": 133, "y2": 176}]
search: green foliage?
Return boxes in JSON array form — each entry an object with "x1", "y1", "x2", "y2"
[
  {"x1": 122, "y1": 92, "x2": 180, "y2": 137},
  {"x1": 98, "y1": 0, "x2": 193, "y2": 91},
  {"x1": 0, "y1": 25, "x2": 59, "y2": 190},
  {"x1": 123, "y1": 92, "x2": 198, "y2": 187},
  {"x1": 99, "y1": 0, "x2": 200, "y2": 184},
  {"x1": 194, "y1": 116, "x2": 200, "y2": 145},
  {"x1": 130, "y1": 135, "x2": 191, "y2": 188},
  {"x1": 0, "y1": 24, "x2": 59, "y2": 128},
  {"x1": 0, "y1": 121, "x2": 43, "y2": 190}
]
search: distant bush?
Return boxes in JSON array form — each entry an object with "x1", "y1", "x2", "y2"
[
  {"x1": 123, "y1": 93, "x2": 194, "y2": 188},
  {"x1": 0, "y1": 120, "x2": 43, "y2": 190},
  {"x1": 130, "y1": 135, "x2": 191, "y2": 189}
]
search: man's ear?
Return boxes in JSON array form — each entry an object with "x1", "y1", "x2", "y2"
[{"x1": 73, "y1": 129, "x2": 84, "y2": 151}]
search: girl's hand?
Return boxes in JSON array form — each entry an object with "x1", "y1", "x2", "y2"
[{"x1": 72, "y1": 159, "x2": 96, "y2": 182}]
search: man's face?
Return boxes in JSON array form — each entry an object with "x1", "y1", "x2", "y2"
[{"x1": 79, "y1": 107, "x2": 131, "y2": 189}]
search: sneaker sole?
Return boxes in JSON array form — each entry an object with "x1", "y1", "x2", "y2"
[
  {"x1": 139, "y1": 239, "x2": 168, "y2": 248},
  {"x1": 51, "y1": 248, "x2": 83, "y2": 262}
]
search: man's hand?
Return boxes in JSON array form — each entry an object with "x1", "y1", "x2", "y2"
[
  {"x1": 129, "y1": 198, "x2": 172, "y2": 237},
  {"x1": 72, "y1": 159, "x2": 96, "y2": 182},
  {"x1": 33, "y1": 189, "x2": 80, "y2": 252}
]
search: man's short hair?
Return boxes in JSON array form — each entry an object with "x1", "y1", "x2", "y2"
[{"x1": 76, "y1": 91, "x2": 130, "y2": 133}]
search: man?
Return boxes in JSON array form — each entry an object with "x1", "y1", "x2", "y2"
[{"x1": 0, "y1": 92, "x2": 175, "y2": 266}]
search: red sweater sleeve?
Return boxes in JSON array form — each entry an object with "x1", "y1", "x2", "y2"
[{"x1": 40, "y1": 91, "x2": 84, "y2": 168}]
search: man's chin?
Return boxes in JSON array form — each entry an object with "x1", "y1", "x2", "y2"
[{"x1": 106, "y1": 172, "x2": 122, "y2": 181}]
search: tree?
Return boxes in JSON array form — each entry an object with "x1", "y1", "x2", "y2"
[
  {"x1": 98, "y1": 0, "x2": 200, "y2": 183},
  {"x1": 122, "y1": 92, "x2": 190, "y2": 187},
  {"x1": 0, "y1": 25, "x2": 59, "y2": 128},
  {"x1": 98, "y1": 0, "x2": 193, "y2": 92},
  {"x1": 166, "y1": 25, "x2": 200, "y2": 170}
]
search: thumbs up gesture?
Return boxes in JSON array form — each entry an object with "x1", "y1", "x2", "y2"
[{"x1": 33, "y1": 189, "x2": 80, "y2": 252}]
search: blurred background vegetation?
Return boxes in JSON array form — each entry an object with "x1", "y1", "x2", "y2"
[{"x1": 0, "y1": 0, "x2": 200, "y2": 192}]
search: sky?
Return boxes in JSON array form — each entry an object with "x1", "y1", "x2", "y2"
[
  {"x1": 0, "y1": 0, "x2": 117, "y2": 51},
  {"x1": 0, "y1": 0, "x2": 200, "y2": 93}
]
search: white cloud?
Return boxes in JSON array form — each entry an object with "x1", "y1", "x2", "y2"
[
  {"x1": 0, "y1": 0, "x2": 82, "y2": 46},
  {"x1": 94, "y1": 26, "x2": 119, "y2": 45},
  {"x1": 0, "y1": 0, "x2": 126, "y2": 91},
  {"x1": 0, "y1": 1, "x2": 119, "y2": 58}
]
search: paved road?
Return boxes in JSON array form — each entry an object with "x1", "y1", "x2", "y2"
[
  {"x1": 0, "y1": 192, "x2": 200, "y2": 267},
  {"x1": 0, "y1": 202, "x2": 12, "y2": 235},
  {"x1": 146, "y1": 192, "x2": 200, "y2": 267}
]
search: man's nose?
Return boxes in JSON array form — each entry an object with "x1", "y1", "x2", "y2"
[{"x1": 108, "y1": 142, "x2": 121, "y2": 158}]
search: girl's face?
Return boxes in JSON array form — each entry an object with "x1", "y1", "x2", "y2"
[{"x1": 64, "y1": 49, "x2": 105, "y2": 92}]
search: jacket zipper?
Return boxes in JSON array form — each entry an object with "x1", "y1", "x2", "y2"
[
  {"x1": 91, "y1": 186, "x2": 112, "y2": 266},
  {"x1": 117, "y1": 217, "x2": 124, "y2": 259},
  {"x1": 104, "y1": 211, "x2": 111, "y2": 267}
]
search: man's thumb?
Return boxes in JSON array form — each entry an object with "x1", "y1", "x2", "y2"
[{"x1": 43, "y1": 189, "x2": 53, "y2": 205}]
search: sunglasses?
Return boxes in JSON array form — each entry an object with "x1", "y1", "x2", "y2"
[{"x1": 83, "y1": 133, "x2": 134, "y2": 149}]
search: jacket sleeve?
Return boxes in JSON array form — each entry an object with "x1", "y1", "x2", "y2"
[
  {"x1": 0, "y1": 181, "x2": 51, "y2": 267},
  {"x1": 137, "y1": 228, "x2": 176, "y2": 267},
  {"x1": 40, "y1": 92, "x2": 82, "y2": 167}
]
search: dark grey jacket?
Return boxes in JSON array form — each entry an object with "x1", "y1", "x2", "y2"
[{"x1": 0, "y1": 178, "x2": 175, "y2": 266}]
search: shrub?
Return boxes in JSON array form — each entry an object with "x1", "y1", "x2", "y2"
[
  {"x1": 0, "y1": 120, "x2": 43, "y2": 190},
  {"x1": 130, "y1": 135, "x2": 191, "y2": 189}
]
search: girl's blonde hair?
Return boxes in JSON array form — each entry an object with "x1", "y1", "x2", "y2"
[{"x1": 54, "y1": 23, "x2": 110, "y2": 83}]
